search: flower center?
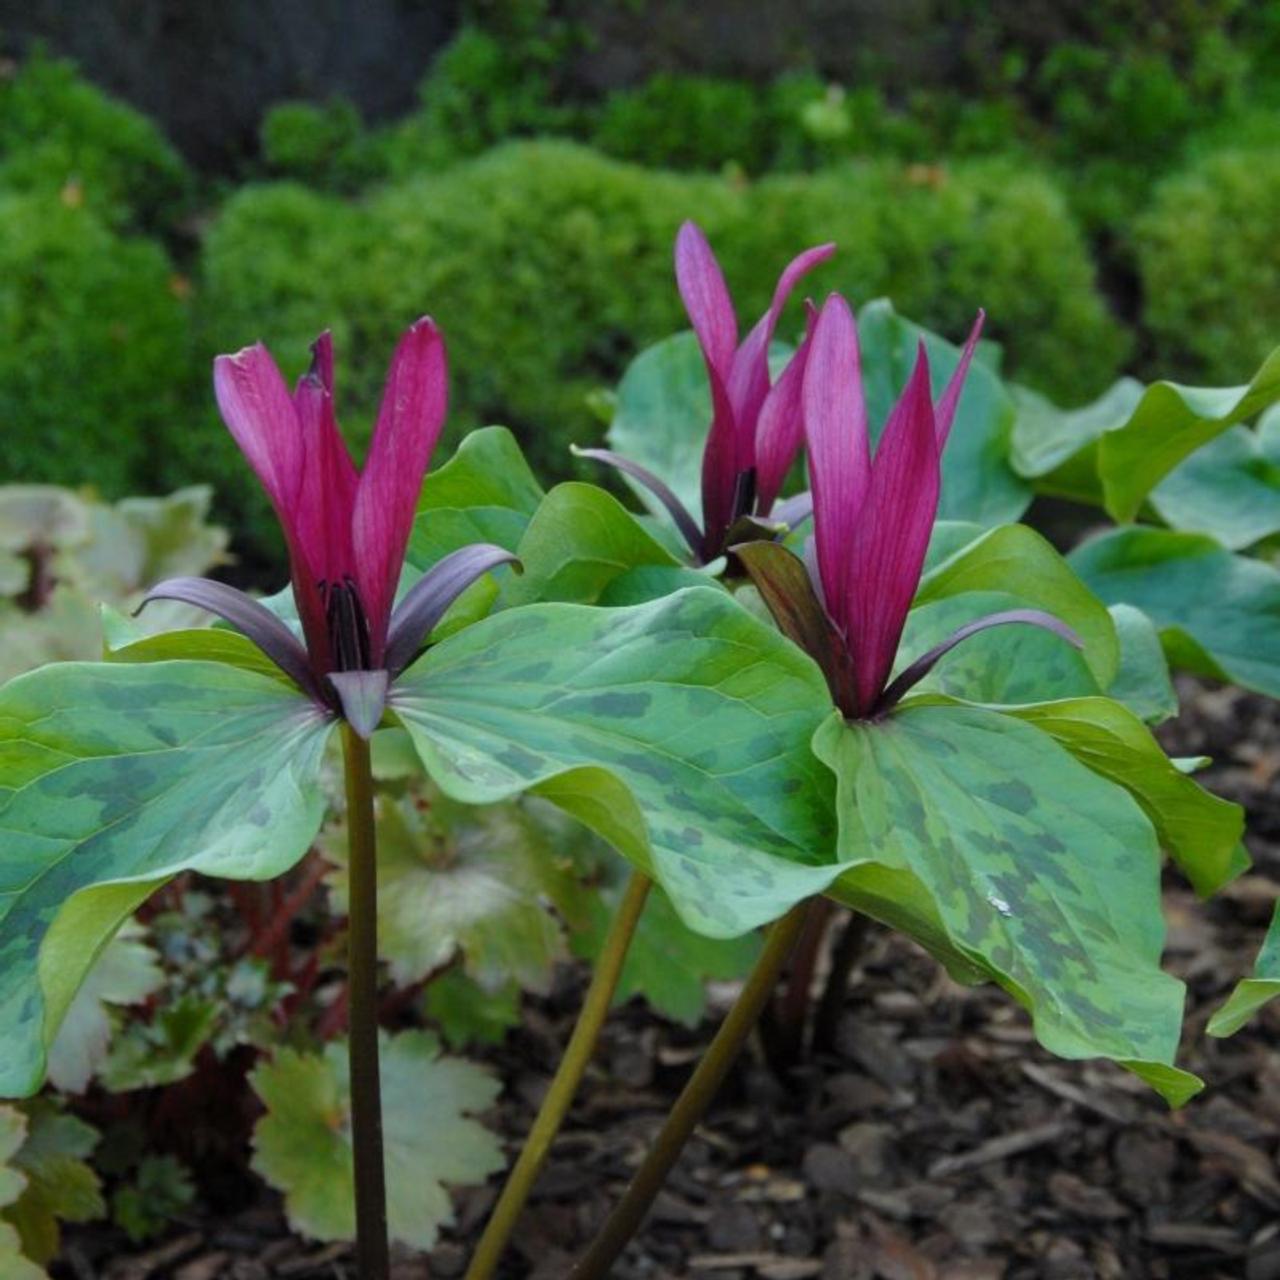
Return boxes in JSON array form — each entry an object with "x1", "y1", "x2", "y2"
[{"x1": 320, "y1": 577, "x2": 372, "y2": 672}]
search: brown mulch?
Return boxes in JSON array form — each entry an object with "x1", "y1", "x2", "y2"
[{"x1": 58, "y1": 679, "x2": 1280, "y2": 1280}]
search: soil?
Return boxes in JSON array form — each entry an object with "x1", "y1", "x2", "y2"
[{"x1": 56, "y1": 679, "x2": 1280, "y2": 1280}]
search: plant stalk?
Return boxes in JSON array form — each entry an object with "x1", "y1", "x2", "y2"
[
  {"x1": 465, "y1": 872, "x2": 652, "y2": 1280},
  {"x1": 570, "y1": 899, "x2": 810, "y2": 1279},
  {"x1": 342, "y1": 724, "x2": 389, "y2": 1280},
  {"x1": 811, "y1": 909, "x2": 872, "y2": 1055}
]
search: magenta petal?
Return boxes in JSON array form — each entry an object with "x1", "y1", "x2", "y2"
[
  {"x1": 294, "y1": 332, "x2": 358, "y2": 587},
  {"x1": 754, "y1": 334, "x2": 811, "y2": 516},
  {"x1": 698, "y1": 359, "x2": 742, "y2": 556},
  {"x1": 845, "y1": 343, "x2": 940, "y2": 714},
  {"x1": 675, "y1": 221, "x2": 738, "y2": 382},
  {"x1": 727, "y1": 242, "x2": 835, "y2": 459},
  {"x1": 352, "y1": 318, "x2": 448, "y2": 663},
  {"x1": 933, "y1": 309, "x2": 985, "y2": 446},
  {"x1": 802, "y1": 294, "x2": 870, "y2": 632}
]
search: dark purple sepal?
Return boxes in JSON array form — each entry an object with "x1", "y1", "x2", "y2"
[
  {"x1": 571, "y1": 444, "x2": 704, "y2": 559},
  {"x1": 384, "y1": 543, "x2": 520, "y2": 677},
  {"x1": 733, "y1": 539, "x2": 858, "y2": 716},
  {"x1": 328, "y1": 669, "x2": 390, "y2": 739},
  {"x1": 874, "y1": 608, "x2": 1085, "y2": 716},
  {"x1": 723, "y1": 513, "x2": 786, "y2": 550},
  {"x1": 771, "y1": 491, "x2": 813, "y2": 530},
  {"x1": 136, "y1": 576, "x2": 322, "y2": 701}
]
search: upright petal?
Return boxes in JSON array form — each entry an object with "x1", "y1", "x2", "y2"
[
  {"x1": 675, "y1": 221, "x2": 738, "y2": 382},
  {"x1": 352, "y1": 318, "x2": 448, "y2": 662},
  {"x1": 933, "y1": 309, "x2": 985, "y2": 446},
  {"x1": 844, "y1": 344, "x2": 940, "y2": 714},
  {"x1": 753, "y1": 299, "x2": 820, "y2": 515},
  {"x1": 698, "y1": 361, "x2": 741, "y2": 558},
  {"x1": 727, "y1": 242, "x2": 835, "y2": 466},
  {"x1": 293, "y1": 332, "x2": 358, "y2": 586},
  {"x1": 802, "y1": 294, "x2": 871, "y2": 632}
]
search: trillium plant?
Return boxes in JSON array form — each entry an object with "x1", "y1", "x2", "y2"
[{"x1": 0, "y1": 221, "x2": 1251, "y2": 1280}]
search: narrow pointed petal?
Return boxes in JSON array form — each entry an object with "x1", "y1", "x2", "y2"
[
  {"x1": 875, "y1": 608, "x2": 1083, "y2": 714},
  {"x1": 675, "y1": 221, "x2": 738, "y2": 382},
  {"x1": 328, "y1": 670, "x2": 389, "y2": 739},
  {"x1": 571, "y1": 446, "x2": 703, "y2": 557},
  {"x1": 803, "y1": 294, "x2": 871, "y2": 631},
  {"x1": 845, "y1": 343, "x2": 940, "y2": 714},
  {"x1": 727, "y1": 242, "x2": 835, "y2": 456},
  {"x1": 135, "y1": 576, "x2": 321, "y2": 701},
  {"x1": 383, "y1": 543, "x2": 521, "y2": 676},
  {"x1": 294, "y1": 332, "x2": 358, "y2": 586},
  {"x1": 933, "y1": 309, "x2": 985, "y2": 446},
  {"x1": 754, "y1": 335, "x2": 811, "y2": 515},
  {"x1": 698, "y1": 359, "x2": 742, "y2": 558},
  {"x1": 352, "y1": 318, "x2": 448, "y2": 663}
]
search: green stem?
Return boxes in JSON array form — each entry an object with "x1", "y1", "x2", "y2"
[
  {"x1": 570, "y1": 899, "x2": 810, "y2": 1280},
  {"x1": 465, "y1": 872, "x2": 652, "y2": 1280},
  {"x1": 342, "y1": 724, "x2": 389, "y2": 1280}
]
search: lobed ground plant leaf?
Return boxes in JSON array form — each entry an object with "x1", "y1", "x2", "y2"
[
  {"x1": 0, "y1": 1106, "x2": 41, "y2": 1280},
  {"x1": 817, "y1": 700, "x2": 1202, "y2": 1106},
  {"x1": 1208, "y1": 902, "x2": 1280, "y2": 1038},
  {"x1": 0, "y1": 660, "x2": 333, "y2": 1097},
  {"x1": 251, "y1": 1030, "x2": 503, "y2": 1250}
]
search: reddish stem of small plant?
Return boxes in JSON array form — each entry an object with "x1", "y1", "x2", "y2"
[{"x1": 248, "y1": 852, "x2": 329, "y2": 971}]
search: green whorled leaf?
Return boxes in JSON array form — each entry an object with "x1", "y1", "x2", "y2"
[
  {"x1": 572, "y1": 871, "x2": 761, "y2": 1027},
  {"x1": 1010, "y1": 345, "x2": 1280, "y2": 520},
  {"x1": 324, "y1": 784, "x2": 586, "y2": 993},
  {"x1": 813, "y1": 702, "x2": 1201, "y2": 1105},
  {"x1": 1208, "y1": 902, "x2": 1280, "y2": 1037},
  {"x1": 857, "y1": 299, "x2": 1031, "y2": 527},
  {"x1": 408, "y1": 426, "x2": 544, "y2": 572},
  {"x1": 424, "y1": 972, "x2": 522, "y2": 1050},
  {"x1": 3, "y1": 1101, "x2": 103, "y2": 1265},
  {"x1": 102, "y1": 611, "x2": 291, "y2": 686},
  {"x1": 45, "y1": 920, "x2": 163, "y2": 1094},
  {"x1": 1149, "y1": 410, "x2": 1280, "y2": 549},
  {"x1": 597, "y1": 564, "x2": 714, "y2": 606},
  {"x1": 915, "y1": 523, "x2": 1119, "y2": 689},
  {"x1": 1069, "y1": 526, "x2": 1280, "y2": 698},
  {"x1": 923, "y1": 520, "x2": 985, "y2": 573},
  {"x1": 392, "y1": 588, "x2": 841, "y2": 938},
  {"x1": 499, "y1": 482, "x2": 694, "y2": 609},
  {"x1": 0, "y1": 660, "x2": 334, "y2": 1097},
  {"x1": 250, "y1": 1030, "x2": 503, "y2": 1251},
  {"x1": 996, "y1": 697, "x2": 1246, "y2": 898},
  {"x1": 1107, "y1": 604, "x2": 1178, "y2": 725}
]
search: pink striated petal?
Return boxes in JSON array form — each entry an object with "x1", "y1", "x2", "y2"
[
  {"x1": 675, "y1": 221, "x2": 738, "y2": 383},
  {"x1": 802, "y1": 294, "x2": 870, "y2": 634},
  {"x1": 753, "y1": 334, "x2": 811, "y2": 516},
  {"x1": 352, "y1": 317, "x2": 448, "y2": 663},
  {"x1": 727, "y1": 242, "x2": 835, "y2": 468},
  {"x1": 845, "y1": 343, "x2": 940, "y2": 715},
  {"x1": 698, "y1": 359, "x2": 741, "y2": 557},
  {"x1": 933, "y1": 309, "x2": 985, "y2": 446},
  {"x1": 293, "y1": 331, "x2": 358, "y2": 587}
]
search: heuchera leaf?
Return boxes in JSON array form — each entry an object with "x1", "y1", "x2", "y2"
[
  {"x1": 1208, "y1": 902, "x2": 1280, "y2": 1037},
  {"x1": 0, "y1": 660, "x2": 333, "y2": 1097},
  {"x1": 814, "y1": 702, "x2": 1202, "y2": 1106},
  {"x1": 424, "y1": 972, "x2": 522, "y2": 1050},
  {"x1": 391, "y1": 588, "x2": 842, "y2": 938},
  {"x1": 1069, "y1": 526, "x2": 1280, "y2": 699},
  {"x1": 250, "y1": 1031, "x2": 503, "y2": 1250},
  {"x1": 0, "y1": 1107, "x2": 41, "y2": 1280}
]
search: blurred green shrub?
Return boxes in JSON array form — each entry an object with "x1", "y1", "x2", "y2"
[
  {"x1": 0, "y1": 194, "x2": 192, "y2": 497},
  {"x1": 260, "y1": 98, "x2": 385, "y2": 193},
  {"x1": 0, "y1": 48, "x2": 190, "y2": 234},
  {"x1": 195, "y1": 141, "x2": 1119, "y2": 551},
  {"x1": 1137, "y1": 144, "x2": 1280, "y2": 384}
]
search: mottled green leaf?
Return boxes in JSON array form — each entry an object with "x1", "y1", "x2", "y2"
[
  {"x1": 1208, "y1": 902, "x2": 1280, "y2": 1037},
  {"x1": 325, "y1": 784, "x2": 585, "y2": 992},
  {"x1": 997, "y1": 698, "x2": 1246, "y2": 897},
  {"x1": 915, "y1": 523, "x2": 1118, "y2": 688},
  {"x1": 1149, "y1": 410, "x2": 1280, "y2": 549},
  {"x1": 46, "y1": 920, "x2": 163, "y2": 1093},
  {"x1": 0, "y1": 660, "x2": 334, "y2": 1097},
  {"x1": 814, "y1": 702, "x2": 1201, "y2": 1105},
  {"x1": 858, "y1": 299, "x2": 1030, "y2": 526},
  {"x1": 408, "y1": 426, "x2": 544, "y2": 572},
  {"x1": 1107, "y1": 604, "x2": 1178, "y2": 725},
  {"x1": 250, "y1": 1031, "x2": 503, "y2": 1250},
  {"x1": 392, "y1": 588, "x2": 840, "y2": 938},
  {"x1": 1069, "y1": 527, "x2": 1280, "y2": 698},
  {"x1": 102, "y1": 612, "x2": 290, "y2": 686}
]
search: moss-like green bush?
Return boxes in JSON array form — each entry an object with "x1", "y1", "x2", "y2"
[
  {"x1": 195, "y1": 141, "x2": 1121, "y2": 550},
  {"x1": 260, "y1": 98, "x2": 385, "y2": 192},
  {"x1": 0, "y1": 49, "x2": 190, "y2": 234},
  {"x1": 0, "y1": 195, "x2": 191, "y2": 495},
  {"x1": 1137, "y1": 144, "x2": 1280, "y2": 383}
]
